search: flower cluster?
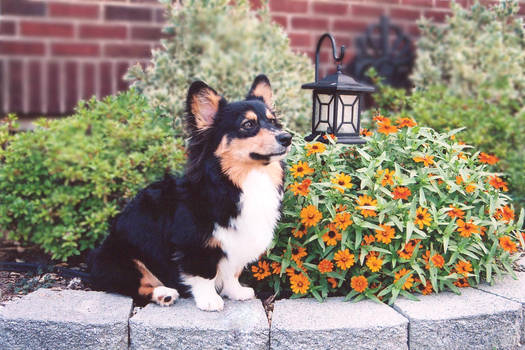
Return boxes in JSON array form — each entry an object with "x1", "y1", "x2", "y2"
[{"x1": 245, "y1": 114, "x2": 523, "y2": 304}]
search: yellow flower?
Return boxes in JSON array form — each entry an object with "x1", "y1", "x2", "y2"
[
  {"x1": 350, "y1": 275, "x2": 368, "y2": 293},
  {"x1": 414, "y1": 207, "x2": 432, "y2": 229},
  {"x1": 375, "y1": 224, "x2": 395, "y2": 244},
  {"x1": 356, "y1": 195, "x2": 377, "y2": 218},
  {"x1": 290, "y1": 161, "x2": 314, "y2": 178},
  {"x1": 394, "y1": 268, "x2": 414, "y2": 290},
  {"x1": 334, "y1": 249, "x2": 355, "y2": 270},
  {"x1": 305, "y1": 142, "x2": 326, "y2": 156},
  {"x1": 271, "y1": 261, "x2": 281, "y2": 275},
  {"x1": 366, "y1": 256, "x2": 383, "y2": 272},
  {"x1": 331, "y1": 173, "x2": 353, "y2": 193},
  {"x1": 334, "y1": 211, "x2": 352, "y2": 230},
  {"x1": 290, "y1": 273, "x2": 310, "y2": 294},
  {"x1": 413, "y1": 155, "x2": 435, "y2": 167},
  {"x1": 377, "y1": 168, "x2": 395, "y2": 187},
  {"x1": 251, "y1": 261, "x2": 271, "y2": 280},
  {"x1": 300, "y1": 205, "x2": 322, "y2": 228},
  {"x1": 291, "y1": 246, "x2": 307, "y2": 263}
]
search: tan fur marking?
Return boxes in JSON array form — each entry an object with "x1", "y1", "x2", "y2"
[
  {"x1": 252, "y1": 82, "x2": 273, "y2": 107},
  {"x1": 266, "y1": 109, "x2": 276, "y2": 121},
  {"x1": 245, "y1": 111, "x2": 258, "y2": 121},
  {"x1": 191, "y1": 89, "x2": 221, "y2": 130},
  {"x1": 134, "y1": 259, "x2": 163, "y2": 299},
  {"x1": 205, "y1": 236, "x2": 222, "y2": 249}
]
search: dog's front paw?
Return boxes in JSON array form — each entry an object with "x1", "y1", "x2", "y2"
[
  {"x1": 152, "y1": 286, "x2": 179, "y2": 307},
  {"x1": 223, "y1": 286, "x2": 255, "y2": 301},
  {"x1": 195, "y1": 293, "x2": 224, "y2": 312}
]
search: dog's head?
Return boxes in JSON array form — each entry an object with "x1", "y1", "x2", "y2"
[{"x1": 186, "y1": 75, "x2": 291, "y2": 187}]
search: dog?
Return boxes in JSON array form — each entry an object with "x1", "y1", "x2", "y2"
[{"x1": 88, "y1": 75, "x2": 291, "y2": 311}]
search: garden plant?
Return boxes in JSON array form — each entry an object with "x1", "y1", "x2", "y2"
[{"x1": 247, "y1": 115, "x2": 524, "y2": 304}]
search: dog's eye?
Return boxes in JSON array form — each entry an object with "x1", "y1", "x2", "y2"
[
  {"x1": 268, "y1": 119, "x2": 277, "y2": 125},
  {"x1": 242, "y1": 120, "x2": 256, "y2": 130}
]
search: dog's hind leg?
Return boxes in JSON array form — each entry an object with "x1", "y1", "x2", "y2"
[{"x1": 133, "y1": 259, "x2": 179, "y2": 307}]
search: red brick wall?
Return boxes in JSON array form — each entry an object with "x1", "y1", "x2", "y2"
[{"x1": 1, "y1": 0, "x2": 523, "y2": 117}]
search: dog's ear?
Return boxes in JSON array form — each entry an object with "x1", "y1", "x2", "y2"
[
  {"x1": 186, "y1": 81, "x2": 222, "y2": 130},
  {"x1": 247, "y1": 74, "x2": 273, "y2": 108}
]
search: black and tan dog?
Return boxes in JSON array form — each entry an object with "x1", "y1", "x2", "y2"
[{"x1": 89, "y1": 75, "x2": 291, "y2": 311}]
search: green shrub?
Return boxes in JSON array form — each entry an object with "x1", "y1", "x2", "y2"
[
  {"x1": 0, "y1": 90, "x2": 186, "y2": 261},
  {"x1": 127, "y1": 0, "x2": 313, "y2": 134},
  {"x1": 246, "y1": 116, "x2": 524, "y2": 304}
]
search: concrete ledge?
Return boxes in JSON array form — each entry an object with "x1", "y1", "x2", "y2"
[
  {"x1": 394, "y1": 288, "x2": 522, "y2": 350},
  {"x1": 129, "y1": 298, "x2": 268, "y2": 350},
  {"x1": 477, "y1": 272, "x2": 525, "y2": 343},
  {"x1": 271, "y1": 297, "x2": 409, "y2": 350},
  {"x1": 0, "y1": 289, "x2": 133, "y2": 350}
]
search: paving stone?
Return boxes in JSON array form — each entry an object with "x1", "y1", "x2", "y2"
[
  {"x1": 394, "y1": 287, "x2": 522, "y2": 350},
  {"x1": 0, "y1": 288, "x2": 133, "y2": 350},
  {"x1": 130, "y1": 298, "x2": 268, "y2": 350},
  {"x1": 518, "y1": 256, "x2": 525, "y2": 270},
  {"x1": 477, "y1": 272, "x2": 525, "y2": 343},
  {"x1": 271, "y1": 297, "x2": 408, "y2": 350}
]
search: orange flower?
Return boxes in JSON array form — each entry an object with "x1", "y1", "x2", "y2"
[
  {"x1": 292, "y1": 225, "x2": 307, "y2": 238},
  {"x1": 394, "y1": 268, "x2": 414, "y2": 290},
  {"x1": 455, "y1": 175, "x2": 463, "y2": 185},
  {"x1": 327, "y1": 277, "x2": 338, "y2": 289},
  {"x1": 377, "y1": 168, "x2": 395, "y2": 187},
  {"x1": 455, "y1": 260, "x2": 472, "y2": 277},
  {"x1": 290, "y1": 161, "x2": 314, "y2": 178},
  {"x1": 488, "y1": 175, "x2": 508, "y2": 192},
  {"x1": 392, "y1": 187, "x2": 411, "y2": 200},
  {"x1": 305, "y1": 142, "x2": 326, "y2": 156},
  {"x1": 456, "y1": 219, "x2": 479, "y2": 238},
  {"x1": 414, "y1": 207, "x2": 432, "y2": 229},
  {"x1": 375, "y1": 224, "x2": 395, "y2": 244},
  {"x1": 495, "y1": 205, "x2": 515, "y2": 223},
  {"x1": 418, "y1": 280, "x2": 433, "y2": 295},
  {"x1": 318, "y1": 259, "x2": 334, "y2": 274},
  {"x1": 271, "y1": 261, "x2": 281, "y2": 275},
  {"x1": 331, "y1": 173, "x2": 353, "y2": 193},
  {"x1": 366, "y1": 255, "x2": 383, "y2": 272},
  {"x1": 322, "y1": 223, "x2": 342, "y2": 246},
  {"x1": 289, "y1": 178, "x2": 312, "y2": 196},
  {"x1": 300, "y1": 205, "x2": 322, "y2": 228},
  {"x1": 322, "y1": 133, "x2": 336, "y2": 141},
  {"x1": 290, "y1": 273, "x2": 310, "y2": 294},
  {"x1": 350, "y1": 275, "x2": 368, "y2": 293},
  {"x1": 360, "y1": 128, "x2": 373, "y2": 136},
  {"x1": 362, "y1": 234, "x2": 375, "y2": 245},
  {"x1": 413, "y1": 155, "x2": 435, "y2": 167},
  {"x1": 456, "y1": 152, "x2": 467, "y2": 160},
  {"x1": 356, "y1": 195, "x2": 377, "y2": 217},
  {"x1": 334, "y1": 211, "x2": 352, "y2": 230},
  {"x1": 465, "y1": 183, "x2": 476, "y2": 193},
  {"x1": 291, "y1": 246, "x2": 307, "y2": 263},
  {"x1": 447, "y1": 205, "x2": 465, "y2": 219},
  {"x1": 454, "y1": 277, "x2": 470, "y2": 288},
  {"x1": 377, "y1": 120, "x2": 398, "y2": 135},
  {"x1": 251, "y1": 261, "x2": 271, "y2": 280},
  {"x1": 431, "y1": 254, "x2": 445, "y2": 268},
  {"x1": 478, "y1": 152, "x2": 499, "y2": 165},
  {"x1": 397, "y1": 239, "x2": 419, "y2": 259},
  {"x1": 396, "y1": 117, "x2": 417, "y2": 128},
  {"x1": 422, "y1": 250, "x2": 431, "y2": 270},
  {"x1": 334, "y1": 249, "x2": 355, "y2": 270},
  {"x1": 286, "y1": 267, "x2": 303, "y2": 278},
  {"x1": 499, "y1": 236, "x2": 517, "y2": 253}
]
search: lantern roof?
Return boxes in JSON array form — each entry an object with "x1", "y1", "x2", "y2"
[{"x1": 302, "y1": 69, "x2": 375, "y2": 93}]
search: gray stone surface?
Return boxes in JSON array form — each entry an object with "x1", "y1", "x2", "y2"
[
  {"x1": 271, "y1": 297, "x2": 409, "y2": 350},
  {"x1": 130, "y1": 298, "x2": 269, "y2": 350},
  {"x1": 477, "y1": 272, "x2": 525, "y2": 344},
  {"x1": 0, "y1": 288, "x2": 133, "y2": 350},
  {"x1": 518, "y1": 256, "x2": 525, "y2": 270},
  {"x1": 394, "y1": 287, "x2": 522, "y2": 350}
]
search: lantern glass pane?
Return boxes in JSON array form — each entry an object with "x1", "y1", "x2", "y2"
[
  {"x1": 313, "y1": 93, "x2": 334, "y2": 133},
  {"x1": 335, "y1": 94, "x2": 359, "y2": 135}
]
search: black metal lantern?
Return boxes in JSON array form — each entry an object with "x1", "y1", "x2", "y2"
[{"x1": 302, "y1": 33, "x2": 375, "y2": 144}]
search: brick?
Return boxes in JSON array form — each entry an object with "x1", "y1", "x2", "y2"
[
  {"x1": 47, "y1": 62, "x2": 60, "y2": 114},
  {"x1": 1, "y1": 0, "x2": 46, "y2": 16},
  {"x1": 0, "y1": 289, "x2": 132, "y2": 350},
  {"x1": 49, "y1": 2, "x2": 99, "y2": 19},
  {"x1": 104, "y1": 44, "x2": 151, "y2": 58},
  {"x1": 333, "y1": 19, "x2": 369, "y2": 32},
  {"x1": 390, "y1": 8, "x2": 422, "y2": 21},
  {"x1": 21, "y1": 22, "x2": 73, "y2": 38},
  {"x1": 82, "y1": 63, "x2": 96, "y2": 100},
  {"x1": 105, "y1": 5, "x2": 152, "y2": 22},
  {"x1": 291, "y1": 17, "x2": 329, "y2": 30},
  {"x1": 271, "y1": 15, "x2": 287, "y2": 28},
  {"x1": 271, "y1": 297, "x2": 408, "y2": 350},
  {"x1": 289, "y1": 33, "x2": 311, "y2": 47},
  {"x1": 312, "y1": 2, "x2": 349, "y2": 15},
  {"x1": 423, "y1": 10, "x2": 451, "y2": 22},
  {"x1": 28, "y1": 61, "x2": 41, "y2": 114},
  {"x1": 435, "y1": 0, "x2": 470, "y2": 8},
  {"x1": 154, "y1": 8, "x2": 166, "y2": 23},
  {"x1": 269, "y1": 0, "x2": 308, "y2": 13},
  {"x1": 0, "y1": 21, "x2": 16, "y2": 35},
  {"x1": 99, "y1": 61, "x2": 112, "y2": 97},
  {"x1": 401, "y1": 0, "x2": 433, "y2": 5},
  {"x1": 130, "y1": 26, "x2": 163, "y2": 40},
  {"x1": 0, "y1": 60, "x2": 4, "y2": 113},
  {"x1": 351, "y1": 4, "x2": 387, "y2": 17},
  {"x1": 393, "y1": 288, "x2": 522, "y2": 349},
  {"x1": 52, "y1": 43, "x2": 100, "y2": 57},
  {"x1": 79, "y1": 24, "x2": 127, "y2": 39},
  {"x1": 130, "y1": 299, "x2": 269, "y2": 350},
  {"x1": 7, "y1": 60, "x2": 22, "y2": 112},
  {"x1": 0, "y1": 41, "x2": 45, "y2": 55},
  {"x1": 65, "y1": 62, "x2": 78, "y2": 112},
  {"x1": 116, "y1": 62, "x2": 130, "y2": 91}
]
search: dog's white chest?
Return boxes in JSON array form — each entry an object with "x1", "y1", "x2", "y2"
[{"x1": 213, "y1": 169, "x2": 281, "y2": 268}]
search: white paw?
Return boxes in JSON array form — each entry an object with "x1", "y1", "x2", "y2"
[
  {"x1": 223, "y1": 286, "x2": 255, "y2": 301},
  {"x1": 195, "y1": 293, "x2": 224, "y2": 312},
  {"x1": 152, "y1": 286, "x2": 179, "y2": 307}
]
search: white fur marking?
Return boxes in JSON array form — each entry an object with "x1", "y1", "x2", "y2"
[
  {"x1": 152, "y1": 286, "x2": 179, "y2": 307},
  {"x1": 182, "y1": 274, "x2": 224, "y2": 312}
]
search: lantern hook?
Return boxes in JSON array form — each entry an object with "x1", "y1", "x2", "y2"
[{"x1": 314, "y1": 33, "x2": 345, "y2": 82}]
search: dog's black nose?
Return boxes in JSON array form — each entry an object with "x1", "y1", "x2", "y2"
[{"x1": 276, "y1": 132, "x2": 292, "y2": 147}]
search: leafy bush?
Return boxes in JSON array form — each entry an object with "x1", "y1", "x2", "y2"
[
  {"x1": 246, "y1": 116, "x2": 524, "y2": 304},
  {"x1": 127, "y1": 0, "x2": 313, "y2": 134},
  {"x1": 0, "y1": 90, "x2": 186, "y2": 260}
]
